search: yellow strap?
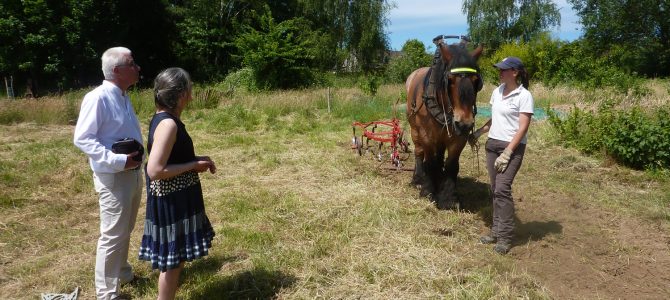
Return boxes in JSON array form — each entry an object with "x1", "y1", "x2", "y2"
[{"x1": 450, "y1": 67, "x2": 477, "y2": 73}]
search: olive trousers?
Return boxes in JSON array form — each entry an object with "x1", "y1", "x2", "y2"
[{"x1": 485, "y1": 138, "x2": 526, "y2": 244}]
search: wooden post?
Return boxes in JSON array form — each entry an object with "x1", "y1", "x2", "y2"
[
  {"x1": 4, "y1": 76, "x2": 15, "y2": 99},
  {"x1": 327, "y1": 87, "x2": 331, "y2": 113},
  {"x1": 9, "y1": 76, "x2": 14, "y2": 99}
]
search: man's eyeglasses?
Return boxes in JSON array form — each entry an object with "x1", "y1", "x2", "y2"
[{"x1": 116, "y1": 61, "x2": 139, "y2": 68}]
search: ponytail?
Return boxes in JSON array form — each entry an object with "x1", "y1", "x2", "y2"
[{"x1": 517, "y1": 68, "x2": 529, "y2": 90}]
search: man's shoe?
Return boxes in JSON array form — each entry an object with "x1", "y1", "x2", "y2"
[
  {"x1": 480, "y1": 235, "x2": 497, "y2": 244},
  {"x1": 493, "y1": 242, "x2": 511, "y2": 255}
]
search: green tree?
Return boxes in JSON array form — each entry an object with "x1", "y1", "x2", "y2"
[
  {"x1": 170, "y1": 0, "x2": 305, "y2": 81},
  {"x1": 298, "y1": 0, "x2": 393, "y2": 72},
  {"x1": 171, "y1": 0, "x2": 257, "y2": 81},
  {"x1": 461, "y1": 0, "x2": 560, "y2": 50},
  {"x1": 569, "y1": 0, "x2": 670, "y2": 77},
  {"x1": 298, "y1": 0, "x2": 349, "y2": 70},
  {"x1": 0, "y1": 0, "x2": 396, "y2": 93},
  {"x1": 384, "y1": 39, "x2": 431, "y2": 83},
  {"x1": 0, "y1": 0, "x2": 25, "y2": 86},
  {"x1": 234, "y1": 13, "x2": 320, "y2": 89},
  {"x1": 347, "y1": 0, "x2": 392, "y2": 72},
  {"x1": 0, "y1": 0, "x2": 174, "y2": 94},
  {"x1": 0, "y1": 0, "x2": 63, "y2": 94}
]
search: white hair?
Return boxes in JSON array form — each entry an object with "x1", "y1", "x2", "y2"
[{"x1": 101, "y1": 47, "x2": 131, "y2": 80}]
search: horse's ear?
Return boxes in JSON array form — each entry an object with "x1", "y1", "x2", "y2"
[
  {"x1": 470, "y1": 45, "x2": 484, "y2": 60},
  {"x1": 438, "y1": 43, "x2": 453, "y2": 62}
]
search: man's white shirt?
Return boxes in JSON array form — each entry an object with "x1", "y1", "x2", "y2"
[{"x1": 73, "y1": 80, "x2": 143, "y2": 173}]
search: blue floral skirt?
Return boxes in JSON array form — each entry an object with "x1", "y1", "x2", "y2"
[{"x1": 138, "y1": 171, "x2": 215, "y2": 271}]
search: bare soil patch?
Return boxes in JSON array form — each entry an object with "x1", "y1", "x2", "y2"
[
  {"x1": 376, "y1": 143, "x2": 670, "y2": 299},
  {"x1": 510, "y1": 188, "x2": 670, "y2": 299}
]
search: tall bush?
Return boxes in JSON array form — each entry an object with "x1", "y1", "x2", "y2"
[
  {"x1": 602, "y1": 107, "x2": 670, "y2": 170},
  {"x1": 548, "y1": 103, "x2": 670, "y2": 170},
  {"x1": 480, "y1": 42, "x2": 533, "y2": 86},
  {"x1": 234, "y1": 14, "x2": 320, "y2": 90}
]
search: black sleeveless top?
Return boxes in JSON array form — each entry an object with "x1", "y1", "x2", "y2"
[
  {"x1": 147, "y1": 112, "x2": 195, "y2": 164},
  {"x1": 139, "y1": 112, "x2": 215, "y2": 272}
]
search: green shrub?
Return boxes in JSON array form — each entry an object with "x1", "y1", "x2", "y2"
[
  {"x1": 602, "y1": 107, "x2": 670, "y2": 170},
  {"x1": 488, "y1": 38, "x2": 650, "y2": 94},
  {"x1": 481, "y1": 42, "x2": 533, "y2": 84},
  {"x1": 358, "y1": 75, "x2": 381, "y2": 96},
  {"x1": 218, "y1": 68, "x2": 258, "y2": 94},
  {"x1": 549, "y1": 103, "x2": 670, "y2": 170},
  {"x1": 234, "y1": 15, "x2": 320, "y2": 90}
]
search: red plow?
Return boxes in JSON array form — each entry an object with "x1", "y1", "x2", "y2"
[{"x1": 351, "y1": 118, "x2": 412, "y2": 170}]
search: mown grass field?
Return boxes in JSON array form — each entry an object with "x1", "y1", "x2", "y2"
[{"x1": 1, "y1": 82, "x2": 669, "y2": 299}]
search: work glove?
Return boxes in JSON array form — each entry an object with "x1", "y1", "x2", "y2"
[{"x1": 494, "y1": 148, "x2": 513, "y2": 173}]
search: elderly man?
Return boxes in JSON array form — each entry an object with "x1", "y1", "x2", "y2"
[{"x1": 73, "y1": 47, "x2": 143, "y2": 300}]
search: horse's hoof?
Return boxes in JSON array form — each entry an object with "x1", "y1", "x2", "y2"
[
  {"x1": 419, "y1": 188, "x2": 432, "y2": 198},
  {"x1": 436, "y1": 199, "x2": 459, "y2": 210}
]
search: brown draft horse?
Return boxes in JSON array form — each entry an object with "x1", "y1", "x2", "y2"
[{"x1": 405, "y1": 42, "x2": 483, "y2": 209}]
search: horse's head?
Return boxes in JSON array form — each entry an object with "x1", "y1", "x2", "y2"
[{"x1": 437, "y1": 43, "x2": 484, "y2": 136}]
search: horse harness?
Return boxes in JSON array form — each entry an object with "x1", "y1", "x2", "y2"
[{"x1": 411, "y1": 48, "x2": 482, "y2": 130}]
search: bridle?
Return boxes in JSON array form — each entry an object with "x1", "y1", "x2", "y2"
[
  {"x1": 445, "y1": 66, "x2": 482, "y2": 117},
  {"x1": 410, "y1": 46, "x2": 483, "y2": 136}
]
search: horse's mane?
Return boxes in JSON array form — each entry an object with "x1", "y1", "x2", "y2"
[{"x1": 446, "y1": 44, "x2": 479, "y2": 72}]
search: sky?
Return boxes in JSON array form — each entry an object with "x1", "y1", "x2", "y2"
[{"x1": 387, "y1": 0, "x2": 582, "y2": 51}]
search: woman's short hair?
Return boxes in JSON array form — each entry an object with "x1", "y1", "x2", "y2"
[
  {"x1": 153, "y1": 67, "x2": 192, "y2": 110},
  {"x1": 101, "y1": 47, "x2": 131, "y2": 80}
]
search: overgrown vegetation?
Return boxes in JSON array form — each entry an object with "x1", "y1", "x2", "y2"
[{"x1": 548, "y1": 101, "x2": 670, "y2": 170}]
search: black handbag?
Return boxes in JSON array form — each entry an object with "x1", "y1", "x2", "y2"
[{"x1": 111, "y1": 138, "x2": 144, "y2": 161}]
